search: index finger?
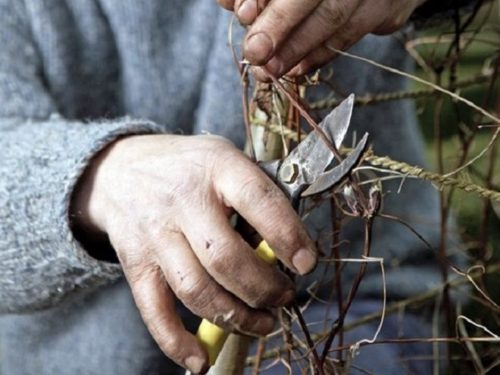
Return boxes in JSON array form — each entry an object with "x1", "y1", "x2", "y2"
[
  {"x1": 214, "y1": 158, "x2": 317, "y2": 275},
  {"x1": 243, "y1": 0, "x2": 321, "y2": 65}
]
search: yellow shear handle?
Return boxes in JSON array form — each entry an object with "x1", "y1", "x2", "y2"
[{"x1": 196, "y1": 240, "x2": 277, "y2": 365}]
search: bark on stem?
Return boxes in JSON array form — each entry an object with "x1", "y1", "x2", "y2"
[{"x1": 208, "y1": 82, "x2": 288, "y2": 375}]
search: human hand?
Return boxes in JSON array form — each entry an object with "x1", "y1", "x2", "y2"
[
  {"x1": 218, "y1": 0, "x2": 426, "y2": 79},
  {"x1": 72, "y1": 134, "x2": 317, "y2": 373}
]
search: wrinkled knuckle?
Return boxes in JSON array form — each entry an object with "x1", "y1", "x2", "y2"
[
  {"x1": 205, "y1": 240, "x2": 233, "y2": 274},
  {"x1": 122, "y1": 255, "x2": 155, "y2": 283},
  {"x1": 239, "y1": 177, "x2": 282, "y2": 208},
  {"x1": 217, "y1": 148, "x2": 240, "y2": 168},
  {"x1": 176, "y1": 275, "x2": 210, "y2": 305},
  {"x1": 116, "y1": 245, "x2": 137, "y2": 269},
  {"x1": 267, "y1": 6, "x2": 290, "y2": 30},
  {"x1": 279, "y1": 40, "x2": 301, "y2": 64},
  {"x1": 126, "y1": 268, "x2": 143, "y2": 286},
  {"x1": 239, "y1": 176, "x2": 260, "y2": 199},
  {"x1": 110, "y1": 230, "x2": 146, "y2": 268},
  {"x1": 156, "y1": 333, "x2": 178, "y2": 356},
  {"x1": 205, "y1": 139, "x2": 239, "y2": 170},
  {"x1": 323, "y1": 0, "x2": 350, "y2": 25}
]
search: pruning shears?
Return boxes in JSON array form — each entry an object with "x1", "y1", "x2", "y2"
[{"x1": 196, "y1": 94, "x2": 369, "y2": 366}]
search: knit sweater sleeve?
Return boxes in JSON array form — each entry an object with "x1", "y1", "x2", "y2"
[{"x1": 0, "y1": 1, "x2": 164, "y2": 313}]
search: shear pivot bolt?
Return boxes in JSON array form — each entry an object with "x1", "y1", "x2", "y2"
[{"x1": 279, "y1": 163, "x2": 299, "y2": 184}]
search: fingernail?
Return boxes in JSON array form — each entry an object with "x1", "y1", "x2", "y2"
[
  {"x1": 185, "y1": 356, "x2": 207, "y2": 374},
  {"x1": 244, "y1": 32, "x2": 274, "y2": 65},
  {"x1": 237, "y1": 0, "x2": 257, "y2": 25},
  {"x1": 292, "y1": 248, "x2": 316, "y2": 275},
  {"x1": 266, "y1": 57, "x2": 284, "y2": 76}
]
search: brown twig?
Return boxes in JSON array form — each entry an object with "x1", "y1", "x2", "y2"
[
  {"x1": 320, "y1": 217, "x2": 375, "y2": 364},
  {"x1": 245, "y1": 263, "x2": 500, "y2": 366},
  {"x1": 308, "y1": 72, "x2": 493, "y2": 110},
  {"x1": 291, "y1": 303, "x2": 325, "y2": 375},
  {"x1": 261, "y1": 67, "x2": 343, "y2": 162}
]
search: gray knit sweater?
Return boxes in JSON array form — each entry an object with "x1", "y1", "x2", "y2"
[{"x1": 0, "y1": 1, "x2": 465, "y2": 374}]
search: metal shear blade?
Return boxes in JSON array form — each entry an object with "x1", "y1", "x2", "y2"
[
  {"x1": 301, "y1": 132, "x2": 368, "y2": 197},
  {"x1": 260, "y1": 94, "x2": 358, "y2": 200},
  {"x1": 260, "y1": 94, "x2": 367, "y2": 199}
]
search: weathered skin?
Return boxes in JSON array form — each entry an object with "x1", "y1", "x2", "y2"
[
  {"x1": 72, "y1": 133, "x2": 317, "y2": 372},
  {"x1": 218, "y1": 0, "x2": 426, "y2": 79}
]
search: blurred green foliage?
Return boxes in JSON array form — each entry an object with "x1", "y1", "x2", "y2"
[
  {"x1": 414, "y1": 1, "x2": 499, "y2": 252},
  {"x1": 413, "y1": 3, "x2": 499, "y2": 372}
]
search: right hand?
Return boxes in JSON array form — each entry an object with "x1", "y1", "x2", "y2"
[
  {"x1": 218, "y1": 0, "x2": 425, "y2": 80},
  {"x1": 72, "y1": 134, "x2": 317, "y2": 373}
]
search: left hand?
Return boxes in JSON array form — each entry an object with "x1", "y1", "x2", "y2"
[{"x1": 218, "y1": 0, "x2": 426, "y2": 79}]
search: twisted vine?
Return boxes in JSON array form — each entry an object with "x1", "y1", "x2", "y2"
[{"x1": 252, "y1": 120, "x2": 500, "y2": 202}]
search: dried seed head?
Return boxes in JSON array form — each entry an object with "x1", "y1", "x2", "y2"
[
  {"x1": 368, "y1": 184, "x2": 382, "y2": 216},
  {"x1": 343, "y1": 184, "x2": 362, "y2": 216}
]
